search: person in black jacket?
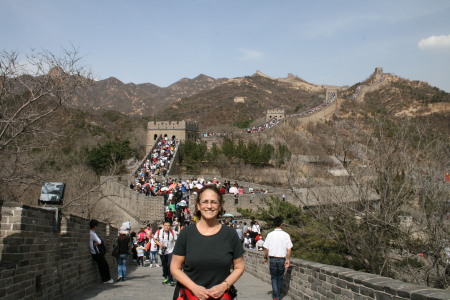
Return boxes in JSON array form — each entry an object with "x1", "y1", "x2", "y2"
[{"x1": 116, "y1": 230, "x2": 131, "y2": 281}]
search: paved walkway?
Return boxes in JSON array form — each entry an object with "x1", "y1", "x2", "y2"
[{"x1": 69, "y1": 261, "x2": 293, "y2": 300}]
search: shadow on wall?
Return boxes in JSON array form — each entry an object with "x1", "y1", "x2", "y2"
[{"x1": 0, "y1": 201, "x2": 117, "y2": 299}]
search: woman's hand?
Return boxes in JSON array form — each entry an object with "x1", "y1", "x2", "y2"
[
  {"x1": 191, "y1": 284, "x2": 211, "y2": 300},
  {"x1": 206, "y1": 282, "x2": 227, "y2": 299}
]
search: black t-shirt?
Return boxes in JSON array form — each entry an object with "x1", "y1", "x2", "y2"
[
  {"x1": 118, "y1": 236, "x2": 131, "y2": 254},
  {"x1": 173, "y1": 224, "x2": 244, "y2": 289}
]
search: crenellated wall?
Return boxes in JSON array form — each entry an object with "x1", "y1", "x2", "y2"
[
  {"x1": 146, "y1": 120, "x2": 199, "y2": 152},
  {"x1": 244, "y1": 250, "x2": 450, "y2": 300},
  {"x1": 99, "y1": 176, "x2": 165, "y2": 228},
  {"x1": 0, "y1": 201, "x2": 118, "y2": 300}
]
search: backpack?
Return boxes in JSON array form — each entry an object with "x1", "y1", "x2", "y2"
[{"x1": 95, "y1": 238, "x2": 107, "y2": 254}]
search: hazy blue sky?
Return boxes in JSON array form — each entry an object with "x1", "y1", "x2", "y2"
[{"x1": 2, "y1": 0, "x2": 450, "y2": 91}]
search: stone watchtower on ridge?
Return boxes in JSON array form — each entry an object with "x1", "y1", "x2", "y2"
[
  {"x1": 326, "y1": 89, "x2": 338, "y2": 102},
  {"x1": 146, "y1": 120, "x2": 199, "y2": 153},
  {"x1": 372, "y1": 67, "x2": 384, "y2": 82},
  {"x1": 266, "y1": 109, "x2": 285, "y2": 122}
]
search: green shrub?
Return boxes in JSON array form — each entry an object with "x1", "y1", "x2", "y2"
[
  {"x1": 234, "y1": 120, "x2": 252, "y2": 129},
  {"x1": 86, "y1": 139, "x2": 134, "y2": 174}
]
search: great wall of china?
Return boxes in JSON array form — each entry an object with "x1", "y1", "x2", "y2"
[{"x1": 2, "y1": 68, "x2": 449, "y2": 299}]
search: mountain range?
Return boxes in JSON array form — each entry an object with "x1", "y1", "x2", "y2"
[{"x1": 67, "y1": 69, "x2": 449, "y2": 130}]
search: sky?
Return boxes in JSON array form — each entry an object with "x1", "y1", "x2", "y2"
[{"x1": 1, "y1": 0, "x2": 450, "y2": 91}]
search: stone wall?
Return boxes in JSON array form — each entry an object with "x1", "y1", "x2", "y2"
[
  {"x1": 99, "y1": 176, "x2": 165, "y2": 229},
  {"x1": 294, "y1": 100, "x2": 338, "y2": 124},
  {"x1": 244, "y1": 250, "x2": 450, "y2": 300},
  {"x1": 0, "y1": 201, "x2": 118, "y2": 300},
  {"x1": 168, "y1": 175, "x2": 377, "y2": 214}
]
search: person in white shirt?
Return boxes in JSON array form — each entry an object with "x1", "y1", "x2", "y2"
[
  {"x1": 250, "y1": 220, "x2": 261, "y2": 248},
  {"x1": 256, "y1": 236, "x2": 265, "y2": 251},
  {"x1": 154, "y1": 221, "x2": 178, "y2": 286},
  {"x1": 89, "y1": 219, "x2": 113, "y2": 284},
  {"x1": 243, "y1": 233, "x2": 251, "y2": 249},
  {"x1": 263, "y1": 217, "x2": 293, "y2": 300},
  {"x1": 149, "y1": 236, "x2": 160, "y2": 267}
]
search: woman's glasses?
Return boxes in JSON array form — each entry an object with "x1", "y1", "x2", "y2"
[{"x1": 199, "y1": 200, "x2": 220, "y2": 207}]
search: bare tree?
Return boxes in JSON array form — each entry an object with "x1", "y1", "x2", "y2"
[
  {"x1": 288, "y1": 118, "x2": 449, "y2": 288},
  {"x1": 0, "y1": 47, "x2": 93, "y2": 200}
]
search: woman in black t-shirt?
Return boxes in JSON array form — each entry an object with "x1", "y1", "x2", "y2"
[{"x1": 171, "y1": 185, "x2": 245, "y2": 300}]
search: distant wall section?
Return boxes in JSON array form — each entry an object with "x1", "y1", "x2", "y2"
[{"x1": 99, "y1": 176, "x2": 165, "y2": 228}]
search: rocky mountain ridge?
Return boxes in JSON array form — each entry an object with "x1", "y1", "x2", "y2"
[
  {"x1": 67, "y1": 72, "x2": 324, "y2": 116},
  {"x1": 63, "y1": 69, "x2": 449, "y2": 130}
]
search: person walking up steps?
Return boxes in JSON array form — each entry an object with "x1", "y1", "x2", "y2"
[
  {"x1": 155, "y1": 221, "x2": 177, "y2": 286},
  {"x1": 116, "y1": 229, "x2": 131, "y2": 281},
  {"x1": 136, "y1": 242, "x2": 146, "y2": 267},
  {"x1": 263, "y1": 216, "x2": 293, "y2": 300},
  {"x1": 149, "y1": 235, "x2": 160, "y2": 268}
]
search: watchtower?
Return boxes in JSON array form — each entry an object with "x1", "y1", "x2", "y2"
[
  {"x1": 326, "y1": 89, "x2": 337, "y2": 102},
  {"x1": 146, "y1": 120, "x2": 199, "y2": 153},
  {"x1": 266, "y1": 109, "x2": 285, "y2": 122},
  {"x1": 234, "y1": 96, "x2": 246, "y2": 103}
]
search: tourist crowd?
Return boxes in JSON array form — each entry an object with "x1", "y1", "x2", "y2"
[
  {"x1": 136, "y1": 137, "x2": 177, "y2": 183},
  {"x1": 243, "y1": 117, "x2": 282, "y2": 133}
]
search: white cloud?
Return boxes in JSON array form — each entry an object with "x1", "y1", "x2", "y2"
[
  {"x1": 238, "y1": 48, "x2": 263, "y2": 60},
  {"x1": 418, "y1": 34, "x2": 450, "y2": 51}
]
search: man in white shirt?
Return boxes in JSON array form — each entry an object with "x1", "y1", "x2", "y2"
[
  {"x1": 154, "y1": 221, "x2": 178, "y2": 286},
  {"x1": 89, "y1": 219, "x2": 113, "y2": 284},
  {"x1": 263, "y1": 217, "x2": 293, "y2": 300}
]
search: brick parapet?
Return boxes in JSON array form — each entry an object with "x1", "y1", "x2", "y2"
[
  {"x1": 99, "y1": 176, "x2": 165, "y2": 228},
  {"x1": 243, "y1": 250, "x2": 450, "y2": 300},
  {"x1": 0, "y1": 201, "x2": 118, "y2": 300}
]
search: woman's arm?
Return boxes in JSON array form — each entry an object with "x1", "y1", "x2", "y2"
[
  {"x1": 207, "y1": 256, "x2": 245, "y2": 299},
  {"x1": 170, "y1": 254, "x2": 212, "y2": 299}
]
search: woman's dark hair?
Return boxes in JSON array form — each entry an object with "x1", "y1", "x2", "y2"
[
  {"x1": 194, "y1": 185, "x2": 225, "y2": 218},
  {"x1": 89, "y1": 219, "x2": 99, "y2": 229}
]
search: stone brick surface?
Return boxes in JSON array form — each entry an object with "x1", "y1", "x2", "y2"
[
  {"x1": 243, "y1": 250, "x2": 450, "y2": 300},
  {"x1": 0, "y1": 201, "x2": 118, "y2": 300}
]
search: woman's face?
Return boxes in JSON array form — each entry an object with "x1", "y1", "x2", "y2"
[{"x1": 197, "y1": 189, "x2": 221, "y2": 221}]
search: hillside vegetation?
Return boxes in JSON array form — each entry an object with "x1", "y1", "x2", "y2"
[{"x1": 159, "y1": 74, "x2": 325, "y2": 129}]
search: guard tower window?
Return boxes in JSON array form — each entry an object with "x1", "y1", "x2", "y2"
[{"x1": 153, "y1": 134, "x2": 158, "y2": 140}]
